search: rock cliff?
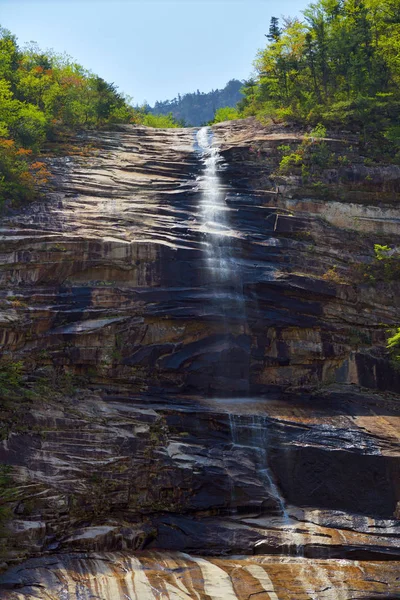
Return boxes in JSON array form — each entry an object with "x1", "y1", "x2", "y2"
[{"x1": 0, "y1": 119, "x2": 399, "y2": 598}]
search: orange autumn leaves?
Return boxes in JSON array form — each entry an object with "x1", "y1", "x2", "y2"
[
  {"x1": 0, "y1": 138, "x2": 50, "y2": 206},
  {"x1": 30, "y1": 161, "x2": 51, "y2": 186}
]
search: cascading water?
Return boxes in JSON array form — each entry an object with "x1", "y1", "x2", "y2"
[
  {"x1": 196, "y1": 127, "x2": 244, "y2": 308},
  {"x1": 228, "y1": 413, "x2": 303, "y2": 557},
  {"x1": 196, "y1": 126, "x2": 231, "y2": 283},
  {"x1": 228, "y1": 414, "x2": 287, "y2": 514},
  {"x1": 196, "y1": 127, "x2": 292, "y2": 546},
  {"x1": 196, "y1": 126, "x2": 250, "y2": 392}
]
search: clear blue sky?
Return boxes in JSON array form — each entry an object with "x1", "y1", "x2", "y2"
[{"x1": 1, "y1": 0, "x2": 306, "y2": 106}]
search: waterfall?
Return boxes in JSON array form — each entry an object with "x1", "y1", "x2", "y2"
[
  {"x1": 196, "y1": 126, "x2": 247, "y2": 325},
  {"x1": 228, "y1": 414, "x2": 288, "y2": 517},
  {"x1": 228, "y1": 413, "x2": 304, "y2": 557},
  {"x1": 196, "y1": 126, "x2": 232, "y2": 284},
  {"x1": 196, "y1": 126, "x2": 249, "y2": 391},
  {"x1": 196, "y1": 127, "x2": 291, "y2": 541}
]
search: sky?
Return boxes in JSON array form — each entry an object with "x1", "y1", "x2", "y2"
[{"x1": 1, "y1": 0, "x2": 306, "y2": 106}]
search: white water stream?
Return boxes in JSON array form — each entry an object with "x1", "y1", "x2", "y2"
[
  {"x1": 196, "y1": 126, "x2": 232, "y2": 283},
  {"x1": 196, "y1": 126, "x2": 246, "y2": 323},
  {"x1": 196, "y1": 128, "x2": 291, "y2": 538},
  {"x1": 228, "y1": 414, "x2": 288, "y2": 516}
]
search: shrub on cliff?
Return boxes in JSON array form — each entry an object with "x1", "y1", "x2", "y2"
[
  {"x1": 276, "y1": 125, "x2": 334, "y2": 181},
  {"x1": 387, "y1": 328, "x2": 400, "y2": 369},
  {"x1": 0, "y1": 464, "x2": 14, "y2": 556},
  {"x1": 0, "y1": 140, "x2": 50, "y2": 207}
]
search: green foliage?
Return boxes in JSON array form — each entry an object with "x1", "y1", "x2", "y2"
[
  {"x1": 385, "y1": 125, "x2": 400, "y2": 145},
  {"x1": 374, "y1": 244, "x2": 391, "y2": 260},
  {"x1": 0, "y1": 25, "x2": 176, "y2": 208},
  {"x1": 0, "y1": 361, "x2": 23, "y2": 395},
  {"x1": 372, "y1": 244, "x2": 400, "y2": 280},
  {"x1": 0, "y1": 140, "x2": 35, "y2": 206},
  {"x1": 276, "y1": 133, "x2": 333, "y2": 179},
  {"x1": 230, "y1": 1, "x2": 400, "y2": 156},
  {"x1": 211, "y1": 106, "x2": 240, "y2": 124},
  {"x1": 266, "y1": 16, "x2": 282, "y2": 43},
  {"x1": 360, "y1": 244, "x2": 400, "y2": 283},
  {"x1": 387, "y1": 328, "x2": 400, "y2": 368},
  {"x1": 279, "y1": 152, "x2": 303, "y2": 174},
  {"x1": 310, "y1": 123, "x2": 327, "y2": 138},
  {"x1": 387, "y1": 329, "x2": 400, "y2": 351},
  {"x1": 139, "y1": 111, "x2": 179, "y2": 128},
  {"x1": 277, "y1": 144, "x2": 291, "y2": 154}
]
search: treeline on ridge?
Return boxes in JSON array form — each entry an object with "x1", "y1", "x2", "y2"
[
  {"x1": 213, "y1": 0, "x2": 400, "y2": 159},
  {"x1": 147, "y1": 79, "x2": 244, "y2": 126}
]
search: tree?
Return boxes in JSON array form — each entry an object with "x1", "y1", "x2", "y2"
[
  {"x1": 266, "y1": 17, "x2": 282, "y2": 42},
  {"x1": 211, "y1": 107, "x2": 240, "y2": 123},
  {"x1": 0, "y1": 24, "x2": 149, "y2": 207},
  {"x1": 234, "y1": 0, "x2": 399, "y2": 133}
]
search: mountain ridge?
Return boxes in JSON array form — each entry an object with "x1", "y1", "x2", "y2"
[{"x1": 147, "y1": 78, "x2": 243, "y2": 126}]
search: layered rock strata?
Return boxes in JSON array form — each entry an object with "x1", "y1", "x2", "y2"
[
  {"x1": 2, "y1": 552, "x2": 400, "y2": 600},
  {"x1": 0, "y1": 120, "x2": 399, "y2": 598}
]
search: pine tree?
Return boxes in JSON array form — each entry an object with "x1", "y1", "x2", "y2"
[{"x1": 266, "y1": 17, "x2": 282, "y2": 42}]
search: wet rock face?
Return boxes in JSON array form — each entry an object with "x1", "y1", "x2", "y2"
[
  {"x1": 1, "y1": 392, "x2": 400, "y2": 562},
  {"x1": 0, "y1": 120, "x2": 399, "y2": 595},
  {"x1": 1, "y1": 123, "x2": 400, "y2": 393},
  {"x1": 1, "y1": 551, "x2": 400, "y2": 600}
]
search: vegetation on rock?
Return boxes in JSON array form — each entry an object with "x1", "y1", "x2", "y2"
[
  {"x1": 276, "y1": 124, "x2": 333, "y2": 180},
  {"x1": 0, "y1": 465, "x2": 14, "y2": 555},
  {"x1": 0, "y1": 26, "x2": 180, "y2": 208},
  {"x1": 387, "y1": 327, "x2": 400, "y2": 368},
  {"x1": 360, "y1": 244, "x2": 400, "y2": 283},
  {"x1": 211, "y1": 0, "x2": 400, "y2": 160}
]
